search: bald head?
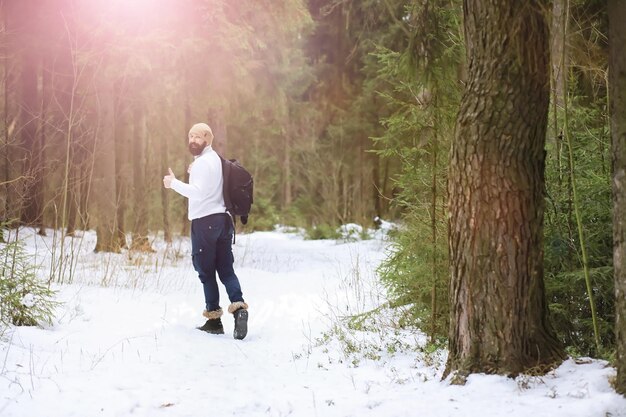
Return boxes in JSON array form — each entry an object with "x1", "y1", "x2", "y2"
[{"x1": 188, "y1": 123, "x2": 214, "y2": 144}]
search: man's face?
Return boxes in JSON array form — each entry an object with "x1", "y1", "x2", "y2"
[
  {"x1": 188, "y1": 132, "x2": 207, "y2": 156},
  {"x1": 188, "y1": 132, "x2": 204, "y2": 144}
]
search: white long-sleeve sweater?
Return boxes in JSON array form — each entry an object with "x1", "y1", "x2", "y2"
[{"x1": 170, "y1": 146, "x2": 226, "y2": 220}]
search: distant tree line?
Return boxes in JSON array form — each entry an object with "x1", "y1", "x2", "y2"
[{"x1": 0, "y1": 0, "x2": 397, "y2": 251}]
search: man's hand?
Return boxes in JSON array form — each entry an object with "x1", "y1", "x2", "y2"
[{"x1": 163, "y1": 168, "x2": 176, "y2": 189}]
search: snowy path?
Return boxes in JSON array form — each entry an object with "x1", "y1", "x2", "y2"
[{"x1": 1, "y1": 228, "x2": 625, "y2": 417}]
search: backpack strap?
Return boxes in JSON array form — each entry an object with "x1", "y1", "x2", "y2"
[{"x1": 220, "y1": 154, "x2": 233, "y2": 212}]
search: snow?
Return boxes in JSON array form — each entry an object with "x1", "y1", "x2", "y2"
[{"x1": 1, "y1": 226, "x2": 625, "y2": 417}]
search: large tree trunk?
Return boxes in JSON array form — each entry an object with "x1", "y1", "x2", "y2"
[
  {"x1": 93, "y1": 75, "x2": 119, "y2": 253},
  {"x1": 131, "y1": 105, "x2": 152, "y2": 251},
  {"x1": 445, "y1": 0, "x2": 564, "y2": 378},
  {"x1": 17, "y1": 0, "x2": 43, "y2": 228},
  {"x1": 45, "y1": 0, "x2": 78, "y2": 236},
  {"x1": 609, "y1": 0, "x2": 626, "y2": 396}
]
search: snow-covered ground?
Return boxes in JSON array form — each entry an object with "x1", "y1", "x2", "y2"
[{"x1": 1, "y1": 225, "x2": 625, "y2": 417}]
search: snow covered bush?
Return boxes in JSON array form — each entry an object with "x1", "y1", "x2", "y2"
[
  {"x1": 0, "y1": 236, "x2": 57, "y2": 328},
  {"x1": 305, "y1": 224, "x2": 341, "y2": 240},
  {"x1": 337, "y1": 223, "x2": 367, "y2": 241}
]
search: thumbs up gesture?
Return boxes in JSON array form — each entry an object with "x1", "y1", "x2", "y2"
[{"x1": 163, "y1": 168, "x2": 176, "y2": 189}]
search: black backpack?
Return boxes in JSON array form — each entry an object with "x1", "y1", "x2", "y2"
[{"x1": 220, "y1": 155, "x2": 253, "y2": 225}]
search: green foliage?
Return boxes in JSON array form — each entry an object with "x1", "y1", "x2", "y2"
[
  {"x1": 377, "y1": 215, "x2": 449, "y2": 341},
  {"x1": 546, "y1": 266, "x2": 614, "y2": 357},
  {"x1": 544, "y1": 27, "x2": 612, "y2": 356},
  {"x1": 245, "y1": 195, "x2": 280, "y2": 232},
  {"x1": 545, "y1": 96, "x2": 612, "y2": 273},
  {"x1": 305, "y1": 223, "x2": 341, "y2": 240},
  {"x1": 373, "y1": 0, "x2": 462, "y2": 340},
  {"x1": 0, "y1": 236, "x2": 58, "y2": 329}
]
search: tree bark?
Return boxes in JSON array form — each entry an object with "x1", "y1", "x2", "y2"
[
  {"x1": 445, "y1": 0, "x2": 564, "y2": 378},
  {"x1": 608, "y1": 0, "x2": 626, "y2": 396}
]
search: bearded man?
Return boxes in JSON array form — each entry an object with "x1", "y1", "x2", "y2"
[{"x1": 163, "y1": 123, "x2": 249, "y2": 340}]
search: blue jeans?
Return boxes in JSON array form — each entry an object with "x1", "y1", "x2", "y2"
[{"x1": 191, "y1": 213, "x2": 244, "y2": 312}]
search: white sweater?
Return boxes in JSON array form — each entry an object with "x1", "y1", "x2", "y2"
[{"x1": 170, "y1": 146, "x2": 226, "y2": 220}]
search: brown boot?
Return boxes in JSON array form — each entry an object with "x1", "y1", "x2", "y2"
[{"x1": 198, "y1": 308, "x2": 224, "y2": 334}]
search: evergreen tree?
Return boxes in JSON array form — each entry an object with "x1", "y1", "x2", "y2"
[{"x1": 375, "y1": 0, "x2": 462, "y2": 342}]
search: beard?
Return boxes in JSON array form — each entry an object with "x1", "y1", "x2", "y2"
[{"x1": 188, "y1": 141, "x2": 208, "y2": 156}]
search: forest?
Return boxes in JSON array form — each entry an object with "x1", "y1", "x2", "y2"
[{"x1": 1, "y1": 0, "x2": 625, "y2": 396}]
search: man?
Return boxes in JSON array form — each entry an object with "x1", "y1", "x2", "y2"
[{"x1": 163, "y1": 122, "x2": 248, "y2": 340}]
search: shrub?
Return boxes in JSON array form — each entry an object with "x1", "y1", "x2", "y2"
[
  {"x1": 545, "y1": 266, "x2": 614, "y2": 357},
  {"x1": 305, "y1": 223, "x2": 341, "y2": 240},
  {"x1": 0, "y1": 234, "x2": 58, "y2": 328}
]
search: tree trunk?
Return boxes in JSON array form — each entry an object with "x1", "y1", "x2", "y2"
[
  {"x1": 284, "y1": 126, "x2": 292, "y2": 209},
  {"x1": 356, "y1": 135, "x2": 365, "y2": 223},
  {"x1": 131, "y1": 105, "x2": 152, "y2": 251},
  {"x1": 47, "y1": 2, "x2": 78, "y2": 236},
  {"x1": 2, "y1": 0, "x2": 12, "y2": 231},
  {"x1": 79, "y1": 149, "x2": 91, "y2": 230},
  {"x1": 114, "y1": 96, "x2": 129, "y2": 249},
  {"x1": 37, "y1": 52, "x2": 49, "y2": 236},
  {"x1": 93, "y1": 75, "x2": 119, "y2": 253},
  {"x1": 550, "y1": 0, "x2": 568, "y2": 193},
  {"x1": 17, "y1": 0, "x2": 43, "y2": 227},
  {"x1": 65, "y1": 163, "x2": 78, "y2": 235},
  {"x1": 160, "y1": 124, "x2": 172, "y2": 243},
  {"x1": 208, "y1": 106, "x2": 227, "y2": 155},
  {"x1": 609, "y1": 0, "x2": 626, "y2": 396},
  {"x1": 372, "y1": 150, "x2": 382, "y2": 218},
  {"x1": 180, "y1": 86, "x2": 191, "y2": 237},
  {"x1": 445, "y1": 0, "x2": 564, "y2": 378},
  {"x1": 430, "y1": 109, "x2": 440, "y2": 344},
  {"x1": 550, "y1": 0, "x2": 567, "y2": 111}
]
